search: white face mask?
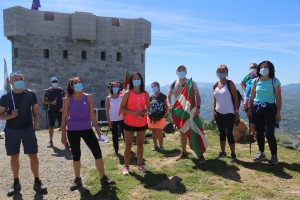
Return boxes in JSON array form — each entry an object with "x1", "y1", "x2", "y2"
[
  {"x1": 260, "y1": 68, "x2": 269, "y2": 77},
  {"x1": 250, "y1": 68, "x2": 257, "y2": 75}
]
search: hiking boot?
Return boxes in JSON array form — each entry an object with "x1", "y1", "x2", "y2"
[
  {"x1": 7, "y1": 182, "x2": 21, "y2": 196},
  {"x1": 230, "y1": 153, "x2": 237, "y2": 163},
  {"x1": 100, "y1": 175, "x2": 116, "y2": 186},
  {"x1": 216, "y1": 152, "x2": 227, "y2": 159},
  {"x1": 137, "y1": 164, "x2": 148, "y2": 173},
  {"x1": 33, "y1": 180, "x2": 47, "y2": 193},
  {"x1": 269, "y1": 155, "x2": 279, "y2": 165},
  {"x1": 70, "y1": 177, "x2": 82, "y2": 191},
  {"x1": 48, "y1": 141, "x2": 53, "y2": 147},
  {"x1": 123, "y1": 167, "x2": 129, "y2": 175},
  {"x1": 176, "y1": 152, "x2": 188, "y2": 161},
  {"x1": 253, "y1": 152, "x2": 266, "y2": 162},
  {"x1": 198, "y1": 155, "x2": 206, "y2": 163}
]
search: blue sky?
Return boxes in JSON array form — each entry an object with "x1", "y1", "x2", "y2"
[{"x1": 1, "y1": 0, "x2": 300, "y2": 88}]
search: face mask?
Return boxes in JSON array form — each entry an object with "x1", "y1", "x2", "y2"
[
  {"x1": 260, "y1": 68, "x2": 269, "y2": 77},
  {"x1": 217, "y1": 72, "x2": 227, "y2": 79},
  {"x1": 177, "y1": 71, "x2": 186, "y2": 79},
  {"x1": 133, "y1": 80, "x2": 141, "y2": 87},
  {"x1": 52, "y1": 83, "x2": 58, "y2": 87},
  {"x1": 74, "y1": 83, "x2": 83, "y2": 92},
  {"x1": 14, "y1": 80, "x2": 25, "y2": 90},
  {"x1": 152, "y1": 87, "x2": 158, "y2": 93},
  {"x1": 112, "y1": 87, "x2": 119, "y2": 93},
  {"x1": 250, "y1": 68, "x2": 257, "y2": 75}
]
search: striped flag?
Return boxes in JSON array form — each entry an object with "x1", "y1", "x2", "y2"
[
  {"x1": 122, "y1": 71, "x2": 131, "y2": 92},
  {"x1": 31, "y1": 0, "x2": 41, "y2": 10},
  {"x1": 171, "y1": 78, "x2": 207, "y2": 157},
  {"x1": 3, "y1": 59, "x2": 11, "y2": 92}
]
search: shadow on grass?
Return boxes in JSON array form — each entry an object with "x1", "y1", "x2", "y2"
[
  {"x1": 77, "y1": 185, "x2": 119, "y2": 200},
  {"x1": 236, "y1": 159, "x2": 300, "y2": 179},
  {"x1": 161, "y1": 148, "x2": 181, "y2": 158},
  {"x1": 192, "y1": 158, "x2": 242, "y2": 183},
  {"x1": 131, "y1": 171, "x2": 187, "y2": 194}
]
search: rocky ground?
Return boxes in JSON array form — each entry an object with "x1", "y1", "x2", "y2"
[{"x1": 0, "y1": 129, "x2": 113, "y2": 200}]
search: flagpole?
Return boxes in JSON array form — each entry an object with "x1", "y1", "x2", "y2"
[{"x1": 10, "y1": 90, "x2": 15, "y2": 110}]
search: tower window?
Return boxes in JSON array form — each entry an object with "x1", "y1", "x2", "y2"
[
  {"x1": 112, "y1": 18, "x2": 120, "y2": 26},
  {"x1": 141, "y1": 53, "x2": 144, "y2": 64},
  {"x1": 116, "y1": 52, "x2": 121, "y2": 61},
  {"x1": 44, "y1": 12, "x2": 54, "y2": 21},
  {"x1": 63, "y1": 50, "x2": 68, "y2": 59},
  {"x1": 81, "y1": 51, "x2": 87, "y2": 60},
  {"x1": 14, "y1": 48, "x2": 19, "y2": 58},
  {"x1": 43, "y1": 49, "x2": 49, "y2": 59},
  {"x1": 101, "y1": 51, "x2": 106, "y2": 61}
]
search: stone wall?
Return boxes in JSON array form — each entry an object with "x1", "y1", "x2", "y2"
[{"x1": 3, "y1": 6, "x2": 151, "y2": 128}]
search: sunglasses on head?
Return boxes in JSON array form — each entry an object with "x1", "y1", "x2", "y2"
[{"x1": 10, "y1": 70, "x2": 22, "y2": 76}]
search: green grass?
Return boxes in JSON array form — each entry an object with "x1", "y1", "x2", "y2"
[{"x1": 80, "y1": 130, "x2": 300, "y2": 200}]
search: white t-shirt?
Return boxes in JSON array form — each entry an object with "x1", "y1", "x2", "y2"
[
  {"x1": 214, "y1": 84, "x2": 235, "y2": 114},
  {"x1": 109, "y1": 95, "x2": 123, "y2": 121},
  {"x1": 169, "y1": 78, "x2": 199, "y2": 101}
]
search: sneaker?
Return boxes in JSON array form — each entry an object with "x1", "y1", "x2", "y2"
[
  {"x1": 7, "y1": 182, "x2": 21, "y2": 196},
  {"x1": 176, "y1": 152, "x2": 188, "y2": 161},
  {"x1": 33, "y1": 180, "x2": 47, "y2": 193},
  {"x1": 253, "y1": 152, "x2": 266, "y2": 162},
  {"x1": 48, "y1": 141, "x2": 53, "y2": 147},
  {"x1": 100, "y1": 175, "x2": 116, "y2": 186},
  {"x1": 123, "y1": 167, "x2": 129, "y2": 175},
  {"x1": 151, "y1": 145, "x2": 159, "y2": 151},
  {"x1": 137, "y1": 164, "x2": 148, "y2": 173},
  {"x1": 159, "y1": 146, "x2": 165, "y2": 152},
  {"x1": 198, "y1": 155, "x2": 206, "y2": 163},
  {"x1": 70, "y1": 177, "x2": 82, "y2": 191},
  {"x1": 269, "y1": 155, "x2": 278, "y2": 165},
  {"x1": 230, "y1": 153, "x2": 237, "y2": 163},
  {"x1": 216, "y1": 152, "x2": 227, "y2": 159}
]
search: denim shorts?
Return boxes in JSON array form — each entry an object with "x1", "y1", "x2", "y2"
[{"x1": 4, "y1": 127, "x2": 38, "y2": 156}]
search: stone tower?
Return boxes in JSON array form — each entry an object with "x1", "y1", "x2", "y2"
[{"x1": 3, "y1": 6, "x2": 151, "y2": 128}]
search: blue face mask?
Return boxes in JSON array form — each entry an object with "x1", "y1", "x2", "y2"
[
  {"x1": 14, "y1": 80, "x2": 25, "y2": 90},
  {"x1": 217, "y1": 72, "x2": 227, "y2": 80},
  {"x1": 112, "y1": 87, "x2": 119, "y2": 93},
  {"x1": 152, "y1": 86, "x2": 158, "y2": 93},
  {"x1": 177, "y1": 71, "x2": 186, "y2": 79},
  {"x1": 52, "y1": 83, "x2": 58, "y2": 87},
  {"x1": 133, "y1": 80, "x2": 141, "y2": 87},
  {"x1": 74, "y1": 83, "x2": 83, "y2": 92},
  {"x1": 260, "y1": 68, "x2": 269, "y2": 77}
]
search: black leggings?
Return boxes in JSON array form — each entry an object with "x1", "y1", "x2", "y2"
[
  {"x1": 215, "y1": 112, "x2": 235, "y2": 144},
  {"x1": 67, "y1": 129, "x2": 102, "y2": 161},
  {"x1": 111, "y1": 120, "x2": 124, "y2": 154},
  {"x1": 252, "y1": 105, "x2": 277, "y2": 155}
]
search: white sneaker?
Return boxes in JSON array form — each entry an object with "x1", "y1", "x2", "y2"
[
  {"x1": 137, "y1": 165, "x2": 148, "y2": 173},
  {"x1": 123, "y1": 167, "x2": 129, "y2": 175}
]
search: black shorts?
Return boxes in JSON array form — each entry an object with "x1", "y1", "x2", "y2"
[
  {"x1": 48, "y1": 110, "x2": 62, "y2": 127},
  {"x1": 123, "y1": 123, "x2": 148, "y2": 132}
]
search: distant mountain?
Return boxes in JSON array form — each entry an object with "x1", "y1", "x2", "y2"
[{"x1": 282, "y1": 83, "x2": 300, "y2": 91}]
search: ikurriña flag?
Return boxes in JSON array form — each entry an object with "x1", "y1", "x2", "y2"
[
  {"x1": 3, "y1": 59, "x2": 11, "y2": 92},
  {"x1": 171, "y1": 78, "x2": 207, "y2": 157},
  {"x1": 31, "y1": 0, "x2": 41, "y2": 10}
]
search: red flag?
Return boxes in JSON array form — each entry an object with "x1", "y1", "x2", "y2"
[{"x1": 171, "y1": 78, "x2": 207, "y2": 157}]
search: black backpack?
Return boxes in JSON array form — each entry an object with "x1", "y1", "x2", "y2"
[
  {"x1": 148, "y1": 101, "x2": 166, "y2": 123},
  {"x1": 213, "y1": 80, "x2": 242, "y2": 109}
]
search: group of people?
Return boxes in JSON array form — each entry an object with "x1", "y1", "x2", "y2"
[{"x1": 0, "y1": 60, "x2": 282, "y2": 196}]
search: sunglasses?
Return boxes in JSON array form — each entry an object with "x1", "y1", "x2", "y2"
[{"x1": 10, "y1": 70, "x2": 23, "y2": 76}]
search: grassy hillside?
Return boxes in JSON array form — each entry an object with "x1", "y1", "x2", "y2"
[{"x1": 82, "y1": 130, "x2": 300, "y2": 200}]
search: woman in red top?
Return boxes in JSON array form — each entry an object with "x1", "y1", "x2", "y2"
[{"x1": 120, "y1": 72, "x2": 150, "y2": 175}]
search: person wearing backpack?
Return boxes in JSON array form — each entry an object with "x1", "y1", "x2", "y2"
[
  {"x1": 167, "y1": 65, "x2": 205, "y2": 163},
  {"x1": 247, "y1": 61, "x2": 282, "y2": 165},
  {"x1": 147, "y1": 81, "x2": 167, "y2": 151},
  {"x1": 241, "y1": 63, "x2": 258, "y2": 138},
  {"x1": 213, "y1": 64, "x2": 240, "y2": 163}
]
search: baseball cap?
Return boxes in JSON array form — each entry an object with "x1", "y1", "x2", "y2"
[{"x1": 50, "y1": 77, "x2": 58, "y2": 82}]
